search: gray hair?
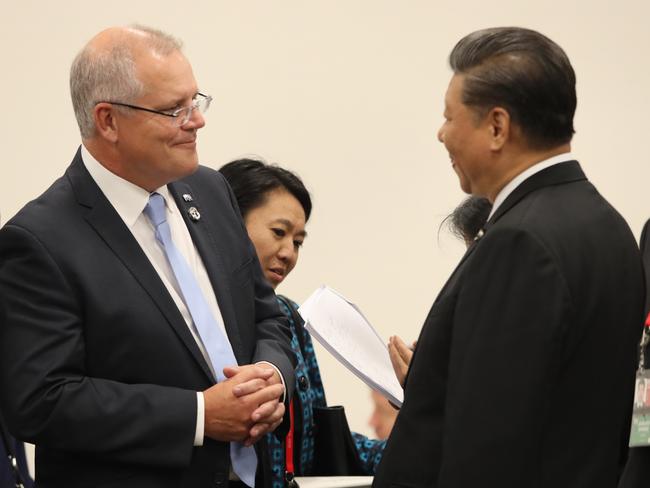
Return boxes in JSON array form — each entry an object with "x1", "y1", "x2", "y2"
[{"x1": 70, "y1": 25, "x2": 183, "y2": 139}]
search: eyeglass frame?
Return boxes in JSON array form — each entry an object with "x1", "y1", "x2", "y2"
[{"x1": 95, "y1": 92, "x2": 212, "y2": 127}]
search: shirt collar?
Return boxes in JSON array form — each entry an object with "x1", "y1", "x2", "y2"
[
  {"x1": 487, "y1": 152, "x2": 574, "y2": 221},
  {"x1": 81, "y1": 144, "x2": 174, "y2": 228}
]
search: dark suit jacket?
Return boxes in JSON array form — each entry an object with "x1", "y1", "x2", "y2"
[
  {"x1": 617, "y1": 219, "x2": 650, "y2": 488},
  {"x1": 373, "y1": 161, "x2": 645, "y2": 488},
  {"x1": 1, "y1": 413, "x2": 33, "y2": 487},
  {"x1": 641, "y1": 220, "x2": 650, "y2": 309},
  {"x1": 0, "y1": 148, "x2": 296, "y2": 488}
]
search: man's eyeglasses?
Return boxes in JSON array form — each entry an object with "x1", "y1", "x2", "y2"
[{"x1": 97, "y1": 92, "x2": 212, "y2": 127}]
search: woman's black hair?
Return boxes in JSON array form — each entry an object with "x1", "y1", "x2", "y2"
[
  {"x1": 444, "y1": 196, "x2": 492, "y2": 243},
  {"x1": 219, "y1": 158, "x2": 312, "y2": 222}
]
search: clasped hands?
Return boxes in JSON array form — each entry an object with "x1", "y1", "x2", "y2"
[{"x1": 203, "y1": 364, "x2": 285, "y2": 446}]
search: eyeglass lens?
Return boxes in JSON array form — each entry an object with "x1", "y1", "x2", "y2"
[{"x1": 177, "y1": 95, "x2": 211, "y2": 127}]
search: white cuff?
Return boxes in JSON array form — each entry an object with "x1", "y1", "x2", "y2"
[
  {"x1": 194, "y1": 391, "x2": 205, "y2": 446},
  {"x1": 256, "y1": 361, "x2": 287, "y2": 402}
]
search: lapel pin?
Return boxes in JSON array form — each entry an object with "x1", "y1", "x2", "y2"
[
  {"x1": 182, "y1": 193, "x2": 193, "y2": 202},
  {"x1": 188, "y1": 207, "x2": 201, "y2": 221},
  {"x1": 474, "y1": 228, "x2": 485, "y2": 241}
]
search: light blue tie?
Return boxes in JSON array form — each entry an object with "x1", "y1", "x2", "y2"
[{"x1": 144, "y1": 192, "x2": 257, "y2": 487}]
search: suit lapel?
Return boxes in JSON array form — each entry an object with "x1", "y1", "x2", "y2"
[
  {"x1": 66, "y1": 150, "x2": 215, "y2": 382},
  {"x1": 168, "y1": 182, "x2": 246, "y2": 364}
]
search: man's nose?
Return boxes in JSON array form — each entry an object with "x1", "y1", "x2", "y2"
[
  {"x1": 437, "y1": 125, "x2": 445, "y2": 143},
  {"x1": 185, "y1": 107, "x2": 205, "y2": 129}
]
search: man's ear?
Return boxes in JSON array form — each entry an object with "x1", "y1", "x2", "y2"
[
  {"x1": 487, "y1": 106, "x2": 510, "y2": 151},
  {"x1": 93, "y1": 103, "x2": 119, "y2": 143}
]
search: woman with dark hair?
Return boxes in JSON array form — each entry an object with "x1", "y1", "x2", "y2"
[
  {"x1": 219, "y1": 158, "x2": 385, "y2": 487},
  {"x1": 445, "y1": 196, "x2": 493, "y2": 246},
  {"x1": 219, "y1": 159, "x2": 312, "y2": 289}
]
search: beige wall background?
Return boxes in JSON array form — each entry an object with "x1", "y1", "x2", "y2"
[{"x1": 1, "y1": 0, "x2": 649, "y2": 459}]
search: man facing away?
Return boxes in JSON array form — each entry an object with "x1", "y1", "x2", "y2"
[
  {"x1": 0, "y1": 26, "x2": 295, "y2": 488},
  {"x1": 373, "y1": 27, "x2": 644, "y2": 488},
  {"x1": 619, "y1": 220, "x2": 650, "y2": 487}
]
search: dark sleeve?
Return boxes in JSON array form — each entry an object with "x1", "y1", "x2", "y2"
[
  {"x1": 438, "y1": 227, "x2": 572, "y2": 486},
  {"x1": 0, "y1": 224, "x2": 197, "y2": 468},
  {"x1": 351, "y1": 432, "x2": 386, "y2": 475},
  {"x1": 223, "y1": 179, "x2": 296, "y2": 399},
  {"x1": 249, "y1": 252, "x2": 296, "y2": 401},
  {"x1": 220, "y1": 175, "x2": 296, "y2": 436}
]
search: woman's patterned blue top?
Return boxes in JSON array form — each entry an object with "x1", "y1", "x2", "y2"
[{"x1": 265, "y1": 297, "x2": 386, "y2": 488}]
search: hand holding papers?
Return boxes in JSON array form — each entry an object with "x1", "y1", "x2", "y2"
[{"x1": 298, "y1": 286, "x2": 404, "y2": 406}]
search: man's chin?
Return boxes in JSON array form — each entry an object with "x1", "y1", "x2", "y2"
[
  {"x1": 183, "y1": 149, "x2": 200, "y2": 165},
  {"x1": 187, "y1": 158, "x2": 200, "y2": 174},
  {"x1": 451, "y1": 165, "x2": 468, "y2": 191},
  {"x1": 170, "y1": 156, "x2": 200, "y2": 180},
  {"x1": 457, "y1": 177, "x2": 471, "y2": 194}
]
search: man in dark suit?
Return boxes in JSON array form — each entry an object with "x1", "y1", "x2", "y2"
[
  {"x1": 0, "y1": 213, "x2": 34, "y2": 488},
  {"x1": 0, "y1": 25, "x2": 295, "y2": 488},
  {"x1": 619, "y1": 220, "x2": 650, "y2": 487},
  {"x1": 374, "y1": 27, "x2": 644, "y2": 488},
  {"x1": 1, "y1": 415, "x2": 33, "y2": 487}
]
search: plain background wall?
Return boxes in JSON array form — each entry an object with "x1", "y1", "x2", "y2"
[{"x1": 2, "y1": 0, "x2": 649, "y2": 469}]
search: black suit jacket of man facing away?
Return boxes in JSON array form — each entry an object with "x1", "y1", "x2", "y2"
[{"x1": 374, "y1": 27, "x2": 644, "y2": 488}]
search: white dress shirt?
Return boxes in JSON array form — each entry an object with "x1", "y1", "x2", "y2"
[
  {"x1": 81, "y1": 145, "x2": 283, "y2": 448},
  {"x1": 487, "y1": 152, "x2": 574, "y2": 222}
]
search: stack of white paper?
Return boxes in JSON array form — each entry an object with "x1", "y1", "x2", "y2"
[{"x1": 298, "y1": 285, "x2": 403, "y2": 406}]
